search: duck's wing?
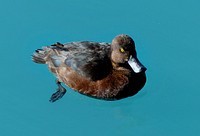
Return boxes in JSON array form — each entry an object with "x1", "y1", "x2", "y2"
[{"x1": 55, "y1": 41, "x2": 112, "y2": 81}]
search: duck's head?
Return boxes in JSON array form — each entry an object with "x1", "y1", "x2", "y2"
[{"x1": 111, "y1": 34, "x2": 146, "y2": 73}]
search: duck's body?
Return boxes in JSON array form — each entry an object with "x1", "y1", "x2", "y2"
[{"x1": 32, "y1": 34, "x2": 147, "y2": 102}]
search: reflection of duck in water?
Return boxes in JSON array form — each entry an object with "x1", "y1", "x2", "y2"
[{"x1": 32, "y1": 34, "x2": 147, "y2": 102}]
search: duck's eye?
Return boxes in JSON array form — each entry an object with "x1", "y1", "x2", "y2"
[{"x1": 120, "y1": 48, "x2": 125, "y2": 53}]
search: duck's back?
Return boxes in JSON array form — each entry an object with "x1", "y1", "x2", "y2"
[
  {"x1": 62, "y1": 41, "x2": 112, "y2": 81},
  {"x1": 33, "y1": 41, "x2": 112, "y2": 81}
]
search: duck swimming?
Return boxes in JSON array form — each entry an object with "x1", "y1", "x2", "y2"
[{"x1": 32, "y1": 34, "x2": 147, "y2": 102}]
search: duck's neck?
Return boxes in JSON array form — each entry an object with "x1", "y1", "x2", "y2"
[
  {"x1": 111, "y1": 61, "x2": 128, "y2": 71},
  {"x1": 111, "y1": 61, "x2": 119, "y2": 68}
]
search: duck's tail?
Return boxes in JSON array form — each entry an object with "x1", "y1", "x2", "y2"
[{"x1": 32, "y1": 47, "x2": 51, "y2": 64}]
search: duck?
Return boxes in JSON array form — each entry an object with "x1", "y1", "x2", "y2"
[{"x1": 32, "y1": 34, "x2": 147, "y2": 102}]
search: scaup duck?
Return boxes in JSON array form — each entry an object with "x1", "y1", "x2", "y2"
[{"x1": 32, "y1": 34, "x2": 147, "y2": 102}]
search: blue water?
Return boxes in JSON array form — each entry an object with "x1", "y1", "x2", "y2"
[{"x1": 1, "y1": 0, "x2": 200, "y2": 135}]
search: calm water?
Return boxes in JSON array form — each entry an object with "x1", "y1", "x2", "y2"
[{"x1": 1, "y1": 0, "x2": 200, "y2": 135}]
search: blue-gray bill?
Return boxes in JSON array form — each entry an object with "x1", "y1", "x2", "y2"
[{"x1": 128, "y1": 56, "x2": 147, "y2": 73}]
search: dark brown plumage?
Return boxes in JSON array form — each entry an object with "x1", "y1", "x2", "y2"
[{"x1": 32, "y1": 34, "x2": 147, "y2": 102}]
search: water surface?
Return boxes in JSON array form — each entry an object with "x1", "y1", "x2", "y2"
[{"x1": 0, "y1": 0, "x2": 200, "y2": 135}]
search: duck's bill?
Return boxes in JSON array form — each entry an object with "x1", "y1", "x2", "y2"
[{"x1": 128, "y1": 56, "x2": 147, "y2": 73}]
